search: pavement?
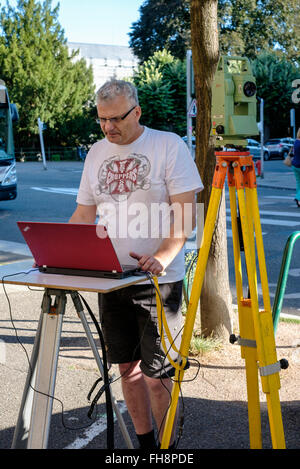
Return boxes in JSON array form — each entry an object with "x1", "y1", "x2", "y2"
[{"x1": 255, "y1": 167, "x2": 296, "y2": 192}]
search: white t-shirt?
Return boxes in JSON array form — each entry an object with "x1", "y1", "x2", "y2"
[{"x1": 76, "y1": 126, "x2": 203, "y2": 283}]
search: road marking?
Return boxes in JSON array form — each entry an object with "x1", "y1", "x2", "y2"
[
  {"x1": 289, "y1": 268, "x2": 300, "y2": 277},
  {"x1": 258, "y1": 283, "x2": 300, "y2": 299},
  {"x1": 31, "y1": 186, "x2": 78, "y2": 196},
  {"x1": 226, "y1": 229, "x2": 267, "y2": 238},
  {"x1": 0, "y1": 240, "x2": 31, "y2": 256},
  {"x1": 226, "y1": 208, "x2": 300, "y2": 219},
  {"x1": 226, "y1": 216, "x2": 300, "y2": 227},
  {"x1": 263, "y1": 195, "x2": 295, "y2": 200},
  {"x1": 64, "y1": 401, "x2": 128, "y2": 449}
]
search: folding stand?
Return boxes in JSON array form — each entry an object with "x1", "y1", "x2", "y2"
[
  {"x1": 10, "y1": 287, "x2": 133, "y2": 449},
  {"x1": 1, "y1": 270, "x2": 150, "y2": 450}
]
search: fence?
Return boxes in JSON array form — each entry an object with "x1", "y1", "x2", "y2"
[{"x1": 14, "y1": 146, "x2": 87, "y2": 162}]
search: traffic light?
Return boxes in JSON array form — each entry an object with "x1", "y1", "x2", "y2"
[{"x1": 211, "y1": 56, "x2": 259, "y2": 148}]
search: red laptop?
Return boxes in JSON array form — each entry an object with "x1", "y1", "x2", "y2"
[{"x1": 17, "y1": 221, "x2": 139, "y2": 279}]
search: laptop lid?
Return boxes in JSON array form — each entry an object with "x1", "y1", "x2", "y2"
[{"x1": 17, "y1": 221, "x2": 137, "y2": 275}]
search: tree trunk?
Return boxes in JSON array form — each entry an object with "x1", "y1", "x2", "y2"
[{"x1": 190, "y1": 0, "x2": 233, "y2": 339}]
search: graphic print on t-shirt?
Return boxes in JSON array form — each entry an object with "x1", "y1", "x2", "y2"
[{"x1": 96, "y1": 153, "x2": 151, "y2": 201}]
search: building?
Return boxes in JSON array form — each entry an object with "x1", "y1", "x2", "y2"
[{"x1": 67, "y1": 42, "x2": 139, "y2": 92}]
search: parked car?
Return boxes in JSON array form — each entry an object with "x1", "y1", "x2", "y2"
[
  {"x1": 182, "y1": 135, "x2": 196, "y2": 159},
  {"x1": 264, "y1": 138, "x2": 295, "y2": 160},
  {"x1": 246, "y1": 139, "x2": 270, "y2": 161}
]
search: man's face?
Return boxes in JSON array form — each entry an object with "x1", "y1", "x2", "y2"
[{"x1": 97, "y1": 95, "x2": 142, "y2": 145}]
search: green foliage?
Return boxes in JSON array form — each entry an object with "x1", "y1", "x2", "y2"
[
  {"x1": 129, "y1": 0, "x2": 299, "y2": 63},
  {"x1": 129, "y1": 0, "x2": 191, "y2": 63},
  {"x1": 251, "y1": 53, "x2": 300, "y2": 136},
  {"x1": 0, "y1": 0, "x2": 98, "y2": 148},
  {"x1": 218, "y1": 0, "x2": 300, "y2": 62},
  {"x1": 133, "y1": 50, "x2": 186, "y2": 135}
]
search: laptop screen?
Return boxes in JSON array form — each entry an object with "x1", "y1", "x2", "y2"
[{"x1": 17, "y1": 221, "x2": 125, "y2": 273}]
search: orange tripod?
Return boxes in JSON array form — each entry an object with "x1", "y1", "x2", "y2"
[{"x1": 156, "y1": 151, "x2": 287, "y2": 449}]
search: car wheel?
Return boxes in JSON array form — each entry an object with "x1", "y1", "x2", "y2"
[
  {"x1": 263, "y1": 152, "x2": 270, "y2": 161},
  {"x1": 282, "y1": 151, "x2": 288, "y2": 160}
]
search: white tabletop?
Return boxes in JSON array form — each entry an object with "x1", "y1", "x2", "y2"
[{"x1": 0, "y1": 262, "x2": 150, "y2": 293}]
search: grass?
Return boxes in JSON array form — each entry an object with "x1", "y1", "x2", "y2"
[
  {"x1": 280, "y1": 317, "x2": 300, "y2": 325},
  {"x1": 189, "y1": 333, "x2": 223, "y2": 356}
]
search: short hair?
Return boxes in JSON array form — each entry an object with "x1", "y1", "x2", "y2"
[{"x1": 96, "y1": 79, "x2": 139, "y2": 106}]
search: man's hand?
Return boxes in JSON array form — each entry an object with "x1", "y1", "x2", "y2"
[{"x1": 130, "y1": 251, "x2": 165, "y2": 275}]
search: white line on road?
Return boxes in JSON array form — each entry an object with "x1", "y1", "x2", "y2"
[
  {"x1": 226, "y1": 216, "x2": 300, "y2": 227},
  {"x1": 226, "y1": 208, "x2": 300, "y2": 218},
  {"x1": 64, "y1": 401, "x2": 128, "y2": 449},
  {"x1": 288, "y1": 269, "x2": 300, "y2": 277},
  {"x1": 31, "y1": 186, "x2": 78, "y2": 195},
  {"x1": 263, "y1": 195, "x2": 295, "y2": 200}
]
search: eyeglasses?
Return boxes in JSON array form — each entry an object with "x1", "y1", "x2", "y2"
[{"x1": 96, "y1": 106, "x2": 136, "y2": 125}]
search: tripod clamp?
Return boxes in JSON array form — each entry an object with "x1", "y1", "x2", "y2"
[
  {"x1": 230, "y1": 334, "x2": 256, "y2": 348},
  {"x1": 230, "y1": 334, "x2": 289, "y2": 376}
]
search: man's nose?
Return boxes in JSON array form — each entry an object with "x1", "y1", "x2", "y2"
[{"x1": 103, "y1": 119, "x2": 116, "y2": 132}]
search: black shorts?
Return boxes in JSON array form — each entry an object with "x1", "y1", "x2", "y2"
[{"x1": 98, "y1": 280, "x2": 183, "y2": 379}]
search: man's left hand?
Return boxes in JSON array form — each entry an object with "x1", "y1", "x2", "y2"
[{"x1": 130, "y1": 251, "x2": 165, "y2": 275}]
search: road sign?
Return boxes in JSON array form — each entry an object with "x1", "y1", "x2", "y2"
[{"x1": 188, "y1": 99, "x2": 197, "y2": 117}]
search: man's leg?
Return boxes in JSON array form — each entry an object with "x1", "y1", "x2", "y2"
[
  {"x1": 119, "y1": 360, "x2": 157, "y2": 448},
  {"x1": 143, "y1": 374, "x2": 177, "y2": 446}
]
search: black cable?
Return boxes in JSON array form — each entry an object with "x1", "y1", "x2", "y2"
[{"x1": 77, "y1": 293, "x2": 114, "y2": 449}]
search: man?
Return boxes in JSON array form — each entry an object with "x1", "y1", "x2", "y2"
[{"x1": 69, "y1": 79, "x2": 203, "y2": 449}]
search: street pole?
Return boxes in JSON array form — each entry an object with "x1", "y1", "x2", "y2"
[
  {"x1": 290, "y1": 108, "x2": 296, "y2": 139},
  {"x1": 38, "y1": 117, "x2": 47, "y2": 170},
  {"x1": 186, "y1": 50, "x2": 193, "y2": 155},
  {"x1": 259, "y1": 98, "x2": 264, "y2": 179}
]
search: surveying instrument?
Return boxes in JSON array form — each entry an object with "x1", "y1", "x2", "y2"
[{"x1": 158, "y1": 56, "x2": 288, "y2": 449}]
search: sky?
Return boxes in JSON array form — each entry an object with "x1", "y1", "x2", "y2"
[
  {"x1": 3, "y1": 0, "x2": 145, "y2": 46},
  {"x1": 56, "y1": 0, "x2": 144, "y2": 46}
]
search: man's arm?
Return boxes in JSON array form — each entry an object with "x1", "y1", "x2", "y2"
[
  {"x1": 130, "y1": 190, "x2": 196, "y2": 275},
  {"x1": 69, "y1": 204, "x2": 97, "y2": 224}
]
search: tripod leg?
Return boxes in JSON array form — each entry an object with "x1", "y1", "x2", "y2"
[
  {"x1": 247, "y1": 188, "x2": 286, "y2": 449},
  {"x1": 237, "y1": 187, "x2": 285, "y2": 449},
  {"x1": 160, "y1": 186, "x2": 224, "y2": 449},
  {"x1": 248, "y1": 187, "x2": 271, "y2": 312},
  {"x1": 11, "y1": 313, "x2": 43, "y2": 448},
  {"x1": 229, "y1": 186, "x2": 262, "y2": 448},
  {"x1": 27, "y1": 289, "x2": 66, "y2": 448}
]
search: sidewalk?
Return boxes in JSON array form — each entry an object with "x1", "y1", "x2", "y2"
[{"x1": 256, "y1": 168, "x2": 296, "y2": 191}]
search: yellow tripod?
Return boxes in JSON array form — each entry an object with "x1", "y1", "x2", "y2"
[{"x1": 155, "y1": 151, "x2": 287, "y2": 449}]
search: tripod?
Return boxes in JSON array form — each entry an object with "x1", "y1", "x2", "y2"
[
  {"x1": 11, "y1": 288, "x2": 133, "y2": 449},
  {"x1": 158, "y1": 151, "x2": 288, "y2": 449}
]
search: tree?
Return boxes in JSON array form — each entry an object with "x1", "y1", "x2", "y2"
[
  {"x1": 251, "y1": 53, "x2": 300, "y2": 138},
  {"x1": 218, "y1": 0, "x2": 300, "y2": 62},
  {"x1": 190, "y1": 0, "x2": 232, "y2": 338},
  {"x1": 0, "y1": 0, "x2": 97, "y2": 148},
  {"x1": 132, "y1": 49, "x2": 186, "y2": 135},
  {"x1": 130, "y1": 0, "x2": 299, "y2": 63},
  {"x1": 129, "y1": 0, "x2": 191, "y2": 62}
]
